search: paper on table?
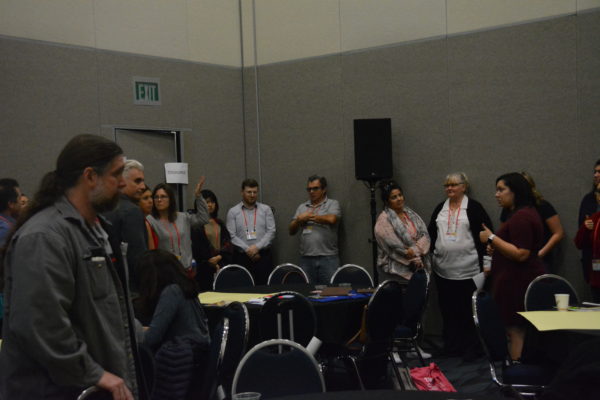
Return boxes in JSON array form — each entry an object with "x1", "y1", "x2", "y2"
[
  {"x1": 198, "y1": 291, "x2": 276, "y2": 305},
  {"x1": 472, "y1": 272, "x2": 486, "y2": 290},
  {"x1": 518, "y1": 311, "x2": 600, "y2": 331}
]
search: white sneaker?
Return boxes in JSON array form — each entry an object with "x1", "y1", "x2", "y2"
[{"x1": 406, "y1": 346, "x2": 431, "y2": 359}]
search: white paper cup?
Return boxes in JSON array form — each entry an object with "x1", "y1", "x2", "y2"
[
  {"x1": 554, "y1": 293, "x2": 569, "y2": 311},
  {"x1": 233, "y1": 392, "x2": 261, "y2": 400}
]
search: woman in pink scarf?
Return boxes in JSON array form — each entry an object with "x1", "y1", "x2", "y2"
[{"x1": 375, "y1": 180, "x2": 431, "y2": 283}]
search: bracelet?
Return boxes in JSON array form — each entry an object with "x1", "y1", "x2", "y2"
[{"x1": 487, "y1": 234, "x2": 496, "y2": 244}]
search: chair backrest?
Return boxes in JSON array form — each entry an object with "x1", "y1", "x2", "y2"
[
  {"x1": 330, "y1": 264, "x2": 374, "y2": 288},
  {"x1": 402, "y1": 269, "x2": 429, "y2": 335},
  {"x1": 231, "y1": 339, "x2": 325, "y2": 399},
  {"x1": 366, "y1": 279, "x2": 403, "y2": 343},
  {"x1": 137, "y1": 343, "x2": 156, "y2": 398},
  {"x1": 259, "y1": 291, "x2": 317, "y2": 347},
  {"x1": 200, "y1": 317, "x2": 229, "y2": 400},
  {"x1": 218, "y1": 302, "x2": 250, "y2": 399},
  {"x1": 524, "y1": 274, "x2": 580, "y2": 311},
  {"x1": 213, "y1": 264, "x2": 255, "y2": 291},
  {"x1": 268, "y1": 263, "x2": 309, "y2": 285},
  {"x1": 472, "y1": 290, "x2": 509, "y2": 363}
]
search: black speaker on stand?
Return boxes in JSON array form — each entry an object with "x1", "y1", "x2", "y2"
[{"x1": 353, "y1": 118, "x2": 393, "y2": 286}]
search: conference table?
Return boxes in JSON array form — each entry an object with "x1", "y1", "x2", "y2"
[
  {"x1": 518, "y1": 308, "x2": 600, "y2": 365},
  {"x1": 200, "y1": 283, "x2": 371, "y2": 347}
]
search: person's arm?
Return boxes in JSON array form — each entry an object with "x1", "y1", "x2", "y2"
[
  {"x1": 143, "y1": 285, "x2": 182, "y2": 349},
  {"x1": 120, "y1": 205, "x2": 148, "y2": 266},
  {"x1": 538, "y1": 215, "x2": 565, "y2": 258},
  {"x1": 289, "y1": 206, "x2": 308, "y2": 235},
  {"x1": 97, "y1": 371, "x2": 134, "y2": 400},
  {"x1": 189, "y1": 197, "x2": 210, "y2": 228},
  {"x1": 7, "y1": 232, "x2": 106, "y2": 387},
  {"x1": 256, "y1": 205, "x2": 276, "y2": 250},
  {"x1": 480, "y1": 223, "x2": 531, "y2": 262}
]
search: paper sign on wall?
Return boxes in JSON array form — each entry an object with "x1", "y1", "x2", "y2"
[{"x1": 165, "y1": 163, "x2": 188, "y2": 184}]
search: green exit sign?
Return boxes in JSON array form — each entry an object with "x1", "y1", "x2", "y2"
[{"x1": 133, "y1": 77, "x2": 161, "y2": 105}]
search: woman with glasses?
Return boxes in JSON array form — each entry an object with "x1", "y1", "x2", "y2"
[
  {"x1": 374, "y1": 180, "x2": 431, "y2": 283},
  {"x1": 428, "y1": 172, "x2": 492, "y2": 359},
  {"x1": 479, "y1": 172, "x2": 545, "y2": 361},
  {"x1": 146, "y1": 178, "x2": 209, "y2": 271},
  {"x1": 574, "y1": 182, "x2": 600, "y2": 302}
]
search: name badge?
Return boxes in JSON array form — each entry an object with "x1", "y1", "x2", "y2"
[
  {"x1": 246, "y1": 231, "x2": 257, "y2": 241},
  {"x1": 593, "y1": 259, "x2": 600, "y2": 272},
  {"x1": 446, "y1": 232, "x2": 457, "y2": 242}
]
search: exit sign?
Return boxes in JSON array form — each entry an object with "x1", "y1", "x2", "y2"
[{"x1": 133, "y1": 77, "x2": 161, "y2": 105}]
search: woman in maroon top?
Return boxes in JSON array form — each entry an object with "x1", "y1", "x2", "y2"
[{"x1": 480, "y1": 172, "x2": 545, "y2": 361}]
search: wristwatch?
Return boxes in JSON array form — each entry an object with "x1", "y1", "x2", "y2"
[{"x1": 487, "y1": 234, "x2": 496, "y2": 244}]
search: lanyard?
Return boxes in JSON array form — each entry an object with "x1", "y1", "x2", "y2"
[
  {"x1": 400, "y1": 212, "x2": 417, "y2": 236},
  {"x1": 447, "y1": 206, "x2": 461, "y2": 234},
  {"x1": 162, "y1": 220, "x2": 182, "y2": 255},
  {"x1": 242, "y1": 207, "x2": 257, "y2": 233}
]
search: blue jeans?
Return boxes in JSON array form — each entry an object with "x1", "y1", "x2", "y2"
[{"x1": 299, "y1": 255, "x2": 339, "y2": 285}]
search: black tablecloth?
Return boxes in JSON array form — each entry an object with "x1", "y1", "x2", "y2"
[
  {"x1": 269, "y1": 389, "x2": 496, "y2": 400},
  {"x1": 203, "y1": 284, "x2": 369, "y2": 346}
]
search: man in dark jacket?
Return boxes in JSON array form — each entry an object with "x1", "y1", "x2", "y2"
[{"x1": 104, "y1": 159, "x2": 148, "y2": 292}]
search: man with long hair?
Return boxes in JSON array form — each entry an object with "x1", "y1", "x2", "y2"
[{"x1": 0, "y1": 135, "x2": 144, "y2": 400}]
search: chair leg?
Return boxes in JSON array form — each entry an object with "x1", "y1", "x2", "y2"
[
  {"x1": 412, "y1": 339, "x2": 425, "y2": 366},
  {"x1": 389, "y1": 352, "x2": 405, "y2": 391},
  {"x1": 346, "y1": 355, "x2": 365, "y2": 391}
]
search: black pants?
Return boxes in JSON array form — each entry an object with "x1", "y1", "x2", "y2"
[
  {"x1": 434, "y1": 273, "x2": 479, "y2": 355},
  {"x1": 233, "y1": 248, "x2": 274, "y2": 285}
]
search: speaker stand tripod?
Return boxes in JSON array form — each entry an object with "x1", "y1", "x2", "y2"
[{"x1": 365, "y1": 179, "x2": 380, "y2": 286}]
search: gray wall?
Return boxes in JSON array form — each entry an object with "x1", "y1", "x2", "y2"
[
  {"x1": 1, "y1": 11, "x2": 599, "y2": 332},
  {"x1": 0, "y1": 36, "x2": 246, "y2": 213},
  {"x1": 245, "y1": 12, "x2": 600, "y2": 325}
]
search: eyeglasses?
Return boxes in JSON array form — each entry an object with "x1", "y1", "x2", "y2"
[
  {"x1": 443, "y1": 182, "x2": 464, "y2": 188},
  {"x1": 306, "y1": 187, "x2": 322, "y2": 192},
  {"x1": 153, "y1": 195, "x2": 169, "y2": 200}
]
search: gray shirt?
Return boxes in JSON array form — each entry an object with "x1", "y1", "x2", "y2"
[
  {"x1": 143, "y1": 284, "x2": 210, "y2": 351},
  {"x1": 226, "y1": 202, "x2": 276, "y2": 251},
  {"x1": 292, "y1": 197, "x2": 341, "y2": 256},
  {"x1": 146, "y1": 197, "x2": 209, "y2": 269},
  {"x1": 0, "y1": 196, "x2": 138, "y2": 398}
]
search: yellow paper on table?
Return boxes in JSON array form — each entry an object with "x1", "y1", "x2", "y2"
[
  {"x1": 518, "y1": 311, "x2": 600, "y2": 331},
  {"x1": 198, "y1": 291, "x2": 276, "y2": 305}
]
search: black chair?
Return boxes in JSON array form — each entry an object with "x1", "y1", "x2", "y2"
[
  {"x1": 392, "y1": 268, "x2": 429, "y2": 366},
  {"x1": 77, "y1": 387, "x2": 111, "y2": 400},
  {"x1": 231, "y1": 339, "x2": 325, "y2": 399},
  {"x1": 138, "y1": 343, "x2": 156, "y2": 398},
  {"x1": 330, "y1": 264, "x2": 374, "y2": 288},
  {"x1": 200, "y1": 317, "x2": 229, "y2": 400},
  {"x1": 472, "y1": 289, "x2": 555, "y2": 398},
  {"x1": 342, "y1": 279, "x2": 403, "y2": 390},
  {"x1": 259, "y1": 291, "x2": 317, "y2": 348},
  {"x1": 216, "y1": 302, "x2": 250, "y2": 400},
  {"x1": 213, "y1": 264, "x2": 254, "y2": 291},
  {"x1": 524, "y1": 274, "x2": 579, "y2": 311},
  {"x1": 268, "y1": 263, "x2": 309, "y2": 285}
]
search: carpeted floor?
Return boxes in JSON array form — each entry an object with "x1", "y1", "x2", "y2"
[{"x1": 323, "y1": 335, "x2": 509, "y2": 398}]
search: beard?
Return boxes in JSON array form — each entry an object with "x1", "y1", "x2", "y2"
[{"x1": 90, "y1": 182, "x2": 121, "y2": 213}]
